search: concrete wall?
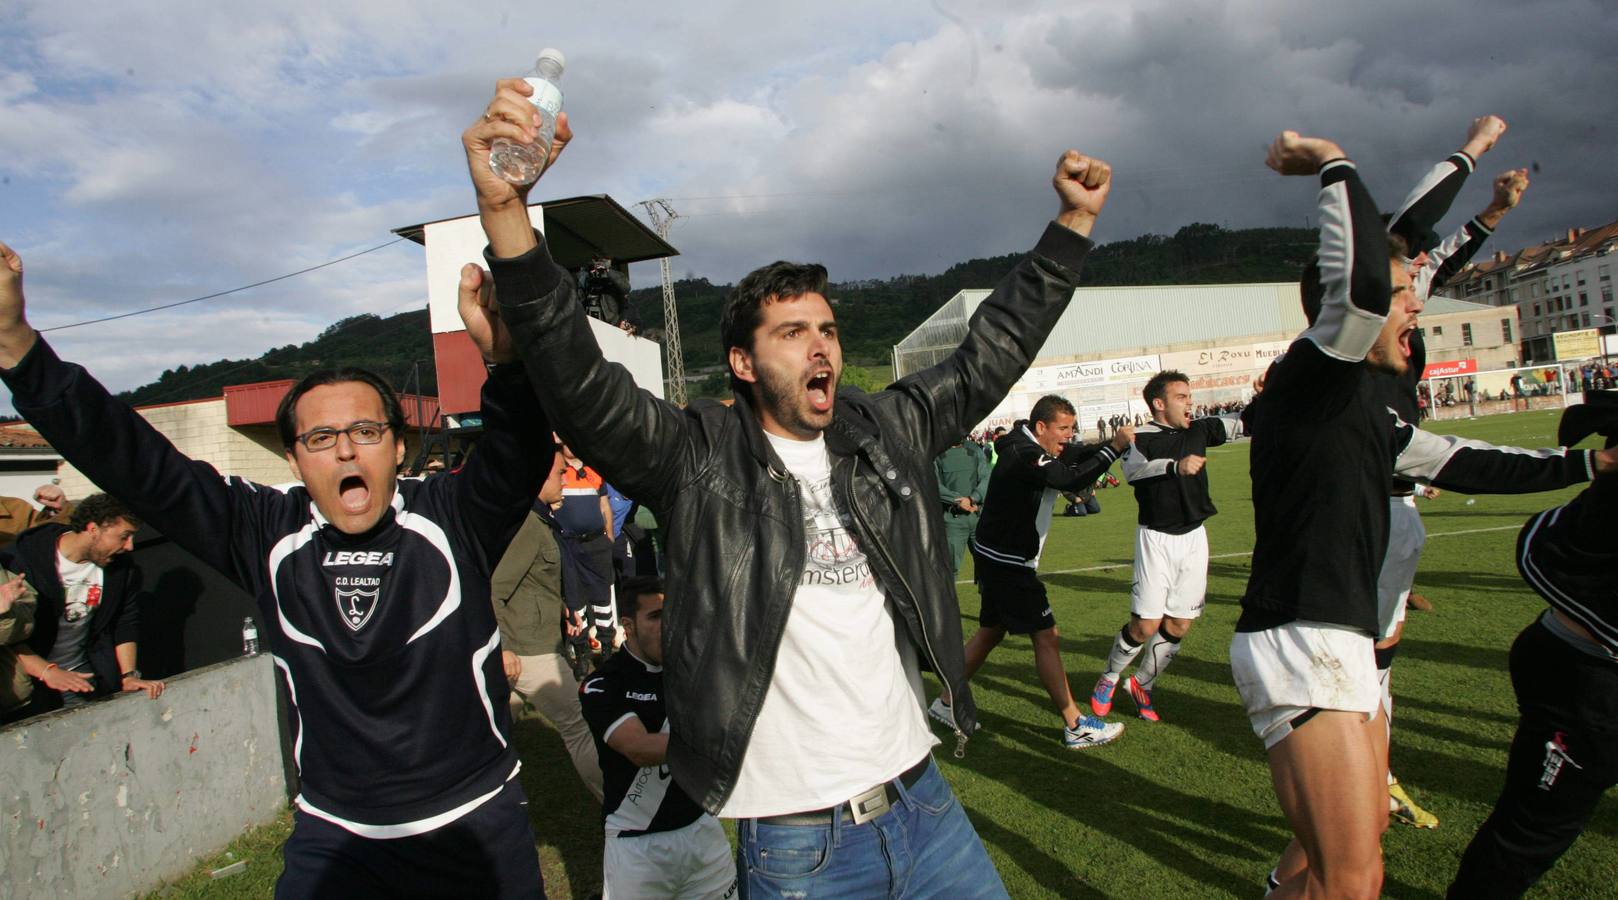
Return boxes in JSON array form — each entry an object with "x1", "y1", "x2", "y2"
[
  {"x1": 1424, "y1": 305, "x2": 1522, "y2": 372},
  {"x1": 0, "y1": 654, "x2": 287, "y2": 898}
]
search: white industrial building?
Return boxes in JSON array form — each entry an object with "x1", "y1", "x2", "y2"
[{"x1": 892, "y1": 282, "x2": 1516, "y2": 434}]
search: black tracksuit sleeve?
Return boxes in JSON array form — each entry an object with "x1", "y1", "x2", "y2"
[
  {"x1": 1388, "y1": 152, "x2": 1475, "y2": 256},
  {"x1": 1018, "y1": 443, "x2": 1120, "y2": 491},
  {"x1": 0, "y1": 337, "x2": 273, "y2": 592},
  {"x1": 440, "y1": 362, "x2": 555, "y2": 569},
  {"x1": 1392, "y1": 422, "x2": 1596, "y2": 494},
  {"x1": 1417, "y1": 217, "x2": 1493, "y2": 299},
  {"x1": 1386, "y1": 152, "x2": 1495, "y2": 300},
  {"x1": 1297, "y1": 160, "x2": 1394, "y2": 365}
]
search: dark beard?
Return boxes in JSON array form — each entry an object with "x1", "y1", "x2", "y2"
[
  {"x1": 753, "y1": 363, "x2": 831, "y2": 439},
  {"x1": 1365, "y1": 338, "x2": 1408, "y2": 376}
]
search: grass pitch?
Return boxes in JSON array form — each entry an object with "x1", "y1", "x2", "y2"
[{"x1": 150, "y1": 409, "x2": 1615, "y2": 899}]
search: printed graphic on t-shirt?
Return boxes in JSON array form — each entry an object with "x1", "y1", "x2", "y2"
[
  {"x1": 799, "y1": 474, "x2": 873, "y2": 589},
  {"x1": 59, "y1": 562, "x2": 103, "y2": 622},
  {"x1": 63, "y1": 583, "x2": 102, "y2": 622}
]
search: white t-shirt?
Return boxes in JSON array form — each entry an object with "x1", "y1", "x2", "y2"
[
  {"x1": 48, "y1": 551, "x2": 105, "y2": 675},
  {"x1": 718, "y1": 432, "x2": 938, "y2": 818}
]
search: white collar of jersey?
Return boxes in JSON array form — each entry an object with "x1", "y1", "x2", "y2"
[
  {"x1": 1019, "y1": 424, "x2": 1038, "y2": 445},
  {"x1": 306, "y1": 482, "x2": 406, "y2": 530},
  {"x1": 623, "y1": 645, "x2": 662, "y2": 673}
]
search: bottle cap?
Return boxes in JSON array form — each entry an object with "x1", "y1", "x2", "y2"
[{"x1": 537, "y1": 48, "x2": 566, "y2": 71}]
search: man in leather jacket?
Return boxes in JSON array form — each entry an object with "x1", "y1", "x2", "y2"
[{"x1": 463, "y1": 79, "x2": 1113, "y2": 896}]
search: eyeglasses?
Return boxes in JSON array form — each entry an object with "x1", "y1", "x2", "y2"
[{"x1": 295, "y1": 422, "x2": 391, "y2": 452}]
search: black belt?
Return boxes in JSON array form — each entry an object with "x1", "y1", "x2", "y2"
[{"x1": 756, "y1": 757, "x2": 931, "y2": 827}]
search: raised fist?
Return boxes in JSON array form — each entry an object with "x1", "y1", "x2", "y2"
[
  {"x1": 1053, "y1": 151, "x2": 1113, "y2": 236},
  {"x1": 1177, "y1": 454, "x2": 1207, "y2": 476},
  {"x1": 1111, "y1": 425, "x2": 1135, "y2": 451},
  {"x1": 1265, "y1": 131, "x2": 1346, "y2": 176},
  {"x1": 1463, "y1": 115, "x2": 1508, "y2": 158},
  {"x1": 1491, "y1": 168, "x2": 1530, "y2": 211}
]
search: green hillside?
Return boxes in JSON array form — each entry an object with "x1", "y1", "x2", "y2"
[
  {"x1": 115, "y1": 222, "x2": 1317, "y2": 407},
  {"x1": 117, "y1": 310, "x2": 438, "y2": 408}
]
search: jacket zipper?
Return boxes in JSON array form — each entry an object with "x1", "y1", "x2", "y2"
[{"x1": 844, "y1": 461, "x2": 969, "y2": 759}]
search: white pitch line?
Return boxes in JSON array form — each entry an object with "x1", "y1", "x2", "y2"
[{"x1": 956, "y1": 523, "x2": 1521, "y2": 585}]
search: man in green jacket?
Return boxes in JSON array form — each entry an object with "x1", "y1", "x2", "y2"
[
  {"x1": 935, "y1": 439, "x2": 991, "y2": 579},
  {"x1": 491, "y1": 449, "x2": 603, "y2": 801}
]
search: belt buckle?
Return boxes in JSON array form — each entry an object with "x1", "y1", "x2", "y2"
[{"x1": 848, "y1": 783, "x2": 891, "y2": 825}]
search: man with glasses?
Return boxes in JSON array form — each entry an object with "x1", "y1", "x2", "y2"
[{"x1": 0, "y1": 241, "x2": 556, "y2": 898}]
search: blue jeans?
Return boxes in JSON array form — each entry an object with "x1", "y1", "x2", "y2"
[{"x1": 736, "y1": 758, "x2": 1007, "y2": 899}]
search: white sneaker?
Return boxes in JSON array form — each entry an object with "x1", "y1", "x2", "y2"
[
  {"x1": 927, "y1": 697, "x2": 981, "y2": 732},
  {"x1": 1062, "y1": 714, "x2": 1124, "y2": 749}
]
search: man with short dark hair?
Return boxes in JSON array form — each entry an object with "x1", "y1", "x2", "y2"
[
  {"x1": 0, "y1": 492, "x2": 163, "y2": 722},
  {"x1": 1092, "y1": 370, "x2": 1239, "y2": 723},
  {"x1": 0, "y1": 236, "x2": 556, "y2": 897},
  {"x1": 936, "y1": 393, "x2": 1130, "y2": 749},
  {"x1": 466, "y1": 77, "x2": 1115, "y2": 895},
  {"x1": 582, "y1": 575, "x2": 735, "y2": 899}
]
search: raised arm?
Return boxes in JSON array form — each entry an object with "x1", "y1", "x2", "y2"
[
  {"x1": 1388, "y1": 115, "x2": 1506, "y2": 256},
  {"x1": 866, "y1": 152, "x2": 1109, "y2": 457},
  {"x1": 0, "y1": 242, "x2": 273, "y2": 587},
  {"x1": 1267, "y1": 132, "x2": 1393, "y2": 363},
  {"x1": 461, "y1": 82, "x2": 694, "y2": 510},
  {"x1": 1415, "y1": 168, "x2": 1529, "y2": 301},
  {"x1": 440, "y1": 264, "x2": 559, "y2": 566}
]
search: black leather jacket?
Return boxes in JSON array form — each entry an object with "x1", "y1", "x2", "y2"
[{"x1": 492, "y1": 222, "x2": 1093, "y2": 813}]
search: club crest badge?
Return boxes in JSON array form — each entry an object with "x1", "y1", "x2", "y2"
[{"x1": 335, "y1": 586, "x2": 380, "y2": 632}]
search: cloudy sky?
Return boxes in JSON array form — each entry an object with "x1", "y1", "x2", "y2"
[{"x1": 2, "y1": 0, "x2": 1614, "y2": 409}]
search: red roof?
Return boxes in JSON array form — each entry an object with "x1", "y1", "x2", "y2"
[
  {"x1": 223, "y1": 380, "x2": 441, "y2": 429},
  {"x1": 0, "y1": 426, "x2": 52, "y2": 450}
]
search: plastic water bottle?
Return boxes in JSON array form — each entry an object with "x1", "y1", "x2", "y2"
[
  {"x1": 242, "y1": 617, "x2": 259, "y2": 656},
  {"x1": 489, "y1": 48, "x2": 566, "y2": 185}
]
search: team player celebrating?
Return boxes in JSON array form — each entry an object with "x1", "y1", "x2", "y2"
[
  {"x1": 1374, "y1": 113, "x2": 1526, "y2": 830},
  {"x1": 1233, "y1": 130, "x2": 1613, "y2": 900},
  {"x1": 938, "y1": 395, "x2": 1132, "y2": 749},
  {"x1": 581, "y1": 576, "x2": 736, "y2": 899},
  {"x1": 1092, "y1": 371, "x2": 1239, "y2": 722}
]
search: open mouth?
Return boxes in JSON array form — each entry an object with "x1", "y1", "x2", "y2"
[
  {"x1": 338, "y1": 474, "x2": 371, "y2": 513},
  {"x1": 1399, "y1": 322, "x2": 1417, "y2": 358},
  {"x1": 806, "y1": 371, "x2": 833, "y2": 413}
]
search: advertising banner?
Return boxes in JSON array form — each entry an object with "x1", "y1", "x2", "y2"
[
  {"x1": 1553, "y1": 329, "x2": 1601, "y2": 361},
  {"x1": 1421, "y1": 358, "x2": 1477, "y2": 379}
]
